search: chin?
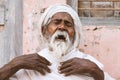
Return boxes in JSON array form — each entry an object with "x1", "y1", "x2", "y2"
[{"x1": 50, "y1": 41, "x2": 71, "y2": 58}]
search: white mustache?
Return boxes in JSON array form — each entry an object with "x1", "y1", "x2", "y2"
[{"x1": 51, "y1": 30, "x2": 69, "y2": 42}]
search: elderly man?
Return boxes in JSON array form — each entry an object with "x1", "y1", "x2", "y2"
[{"x1": 0, "y1": 4, "x2": 115, "y2": 80}]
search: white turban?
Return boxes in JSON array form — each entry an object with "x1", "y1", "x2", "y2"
[{"x1": 38, "y1": 4, "x2": 83, "y2": 49}]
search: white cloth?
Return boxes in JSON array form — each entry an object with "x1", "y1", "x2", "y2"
[{"x1": 10, "y1": 48, "x2": 115, "y2": 80}]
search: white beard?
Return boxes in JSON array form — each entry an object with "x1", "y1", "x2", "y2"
[{"x1": 48, "y1": 30, "x2": 72, "y2": 58}]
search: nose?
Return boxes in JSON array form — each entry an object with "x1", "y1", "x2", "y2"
[{"x1": 58, "y1": 21, "x2": 66, "y2": 30}]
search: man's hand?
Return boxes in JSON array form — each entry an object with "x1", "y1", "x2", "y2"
[
  {"x1": 59, "y1": 57, "x2": 104, "y2": 80},
  {"x1": 10, "y1": 53, "x2": 51, "y2": 75},
  {"x1": 0, "y1": 53, "x2": 51, "y2": 80}
]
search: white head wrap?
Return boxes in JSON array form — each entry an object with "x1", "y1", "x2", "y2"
[{"x1": 38, "y1": 4, "x2": 83, "y2": 49}]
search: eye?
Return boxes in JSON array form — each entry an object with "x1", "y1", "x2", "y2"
[
  {"x1": 53, "y1": 19, "x2": 61, "y2": 25},
  {"x1": 65, "y1": 20, "x2": 73, "y2": 27}
]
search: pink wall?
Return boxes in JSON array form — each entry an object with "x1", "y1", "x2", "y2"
[
  {"x1": 80, "y1": 26, "x2": 120, "y2": 80},
  {"x1": 23, "y1": 0, "x2": 120, "y2": 79}
]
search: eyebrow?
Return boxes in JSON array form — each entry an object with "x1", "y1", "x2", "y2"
[{"x1": 51, "y1": 19, "x2": 73, "y2": 24}]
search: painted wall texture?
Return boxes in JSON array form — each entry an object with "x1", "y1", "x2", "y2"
[
  {"x1": 81, "y1": 26, "x2": 120, "y2": 80},
  {"x1": 23, "y1": 0, "x2": 120, "y2": 79}
]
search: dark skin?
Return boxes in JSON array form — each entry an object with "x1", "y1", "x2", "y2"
[
  {"x1": 59, "y1": 57, "x2": 104, "y2": 80},
  {"x1": 0, "y1": 12, "x2": 104, "y2": 80}
]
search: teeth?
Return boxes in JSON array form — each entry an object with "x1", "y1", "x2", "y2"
[
  {"x1": 54, "y1": 31, "x2": 67, "y2": 41},
  {"x1": 56, "y1": 35, "x2": 65, "y2": 41}
]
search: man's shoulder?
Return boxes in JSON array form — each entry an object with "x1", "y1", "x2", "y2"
[{"x1": 69, "y1": 48, "x2": 104, "y2": 69}]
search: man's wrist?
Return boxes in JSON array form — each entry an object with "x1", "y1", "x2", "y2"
[{"x1": 0, "y1": 62, "x2": 20, "y2": 80}]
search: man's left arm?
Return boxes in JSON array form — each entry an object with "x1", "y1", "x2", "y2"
[{"x1": 59, "y1": 57, "x2": 104, "y2": 80}]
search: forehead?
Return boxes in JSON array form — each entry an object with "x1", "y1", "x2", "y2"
[{"x1": 51, "y1": 12, "x2": 73, "y2": 23}]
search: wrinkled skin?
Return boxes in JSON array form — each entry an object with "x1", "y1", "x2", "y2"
[
  {"x1": 59, "y1": 57, "x2": 104, "y2": 80},
  {"x1": 0, "y1": 54, "x2": 51, "y2": 80}
]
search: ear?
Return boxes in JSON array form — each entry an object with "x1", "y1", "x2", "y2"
[{"x1": 42, "y1": 26, "x2": 47, "y2": 36}]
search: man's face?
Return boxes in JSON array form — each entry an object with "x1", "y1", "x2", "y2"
[
  {"x1": 48, "y1": 12, "x2": 75, "y2": 41},
  {"x1": 43, "y1": 12, "x2": 75, "y2": 57}
]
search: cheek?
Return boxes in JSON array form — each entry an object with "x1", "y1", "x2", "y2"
[
  {"x1": 48, "y1": 25, "x2": 57, "y2": 35},
  {"x1": 68, "y1": 29, "x2": 75, "y2": 38}
]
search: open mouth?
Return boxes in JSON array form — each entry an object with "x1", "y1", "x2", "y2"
[{"x1": 55, "y1": 35, "x2": 66, "y2": 41}]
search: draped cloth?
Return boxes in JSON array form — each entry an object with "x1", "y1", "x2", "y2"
[{"x1": 10, "y1": 48, "x2": 115, "y2": 80}]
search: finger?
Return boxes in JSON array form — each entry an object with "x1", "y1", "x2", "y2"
[
  {"x1": 37, "y1": 68, "x2": 46, "y2": 75},
  {"x1": 37, "y1": 54, "x2": 51, "y2": 65},
  {"x1": 59, "y1": 66, "x2": 73, "y2": 74},
  {"x1": 64, "y1": 70, "x2": 75, "y2": 76},
  {"x1": 64, "y1": 68, "x2": 86, "y2": 76},
  {"x1": 60, "y1": 59, "x2": 72, "y2": 65},
  {"x1": 25, "y1": 54, "x2": 50, "y2": 65},
  {"x1": 37, "y1": 63, "x2": 51, "y2": 73},
  {"x1": 59, "y1": 62, "x2": 72, "y2": 70}
]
